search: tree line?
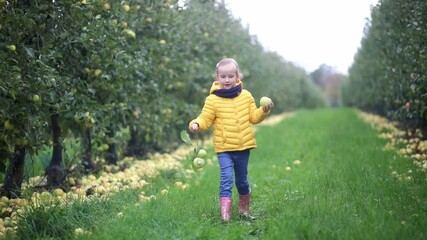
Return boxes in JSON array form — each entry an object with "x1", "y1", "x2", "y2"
[{"x1": 343, "y1": 0, "x2": 426, "y2": 135}]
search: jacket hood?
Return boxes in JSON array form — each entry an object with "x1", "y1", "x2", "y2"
[{"x1": 209, "y1": 80, "x2": 244, "y2": 94}]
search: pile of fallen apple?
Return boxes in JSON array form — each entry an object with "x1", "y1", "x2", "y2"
[
  {"x1": 358, "y1": 111, "x2": 427, "y2": 175},
  {"x1": 0, "y1": 144, "x2": 197, "y2": 237}
]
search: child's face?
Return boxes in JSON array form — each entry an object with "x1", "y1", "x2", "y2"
[{"x1": 216, "y1": 62, "x2": 238, "y2": 90}]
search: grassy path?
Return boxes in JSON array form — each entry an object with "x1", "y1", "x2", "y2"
[{"x1": 80, "y1": 108, "x2": 426, "y2": 240}]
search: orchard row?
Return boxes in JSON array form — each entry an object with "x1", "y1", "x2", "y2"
[
  {"x1": 343, "y1": 0, "x2": 427, "y2": 136},
  {"x1": 0, "y1": 0, "x2": 326, "y2": 197}
]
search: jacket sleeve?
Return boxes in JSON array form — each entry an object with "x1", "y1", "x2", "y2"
[
  {"x1": 248, "y1": 93, "x2": 269, "y2": 124},
  {"x1": 189, "y1": 96, "x2": 215, "y2": 131}
]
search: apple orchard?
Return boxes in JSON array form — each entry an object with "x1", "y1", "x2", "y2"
[
  {"x1": 1, "y1": 0, "x2": 426, "y2": 208},
  {"x1": 0, "y1": 0, "x2": 426, "y2": 237},
  {"x1": 0, "y1": 0, "x2": 326, "y2": 198}
]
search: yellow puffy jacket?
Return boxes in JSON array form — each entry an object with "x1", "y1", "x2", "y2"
[{"x1": 189, "y1": 81, "x2": 269, "y2": 153}]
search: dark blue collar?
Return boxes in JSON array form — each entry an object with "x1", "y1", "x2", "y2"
[{"x1": 213, "y1": 85, "x2": 242, "y2": 98}]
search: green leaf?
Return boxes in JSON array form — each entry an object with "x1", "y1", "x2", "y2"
[
  {"x1": 24, "y1": 47, "x2": 35, "y2": 58},
  {"x1": 180, "y1": 130, "x2": 193, "y2": 146}
]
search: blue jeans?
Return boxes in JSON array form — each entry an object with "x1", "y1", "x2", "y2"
[{"x1": 217, "y1": 150, "x2": 251, "y2": 198}]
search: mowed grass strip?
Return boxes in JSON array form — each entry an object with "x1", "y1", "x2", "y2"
[{"x1": 80, "y1": 108, "x2": 427, "y2": 240}]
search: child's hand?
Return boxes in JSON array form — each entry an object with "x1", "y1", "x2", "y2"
[
  {"x1": 262, "y1": 102, "x2": 274, "y2": 113},
  {"x1": 190, "y1": 123, "x2": 199, "y2": 132}
]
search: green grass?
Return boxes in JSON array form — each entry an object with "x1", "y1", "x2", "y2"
[
  {"x1": 15, "y1": 108, "x2": 427, "y2": 240},
  {"x1": 15, "y1": 196, "x2": 121, "y2": 240}
]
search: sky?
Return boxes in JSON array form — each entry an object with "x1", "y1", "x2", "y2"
[{"x1": 223, "y1": 0, "x2": 379, "y2": 74}]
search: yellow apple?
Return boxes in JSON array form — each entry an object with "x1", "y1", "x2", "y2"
[
  {"x1": 123, "y1": 29, "x2": 136, "y2": 39},
  {"x1": 85, "y1": 117, "x2": 95, "y2": 128},
  {"x1": 103, "y1": 2, "x2": 110, "y2": 10},
  {"x1": 74, "y1": 114, "x2": 83, "y2": 123},
  {"x1": 122, "y1": 4, "x2": 130, "y2": 11},
  {"x1": 7, "y1": 45, "x2": 16, "y2": 51},
  {"x1": 69, "y1": 177, "x2": 76, "y2": 186},
  {"x1": 102, "y1": 144, "x2": 109, "y2": 150},
  {"x1": 196, "y1": 149, "x2": 207, "y2": 158},
  {"x1": 94, "y1": 69, "x2": 102, "y2": 77},
  {"x1": 14, "y1": 198, "x2": 28, "y2": 207},
  {"x1": 50, "y1": 78, "x2": 56, "y2": 86},
  {"x1": 0, "y1": 196, "x2": 9, "y2": 205},
  {"x1": 32, "y1": 94, "x2": 41, "y2": 102},
  {"x1": 40, "y1": 191, "x2": 51, "y2": 200},
  {"x1": 260, "y1": 96, "x2": 272, "y2": 107},
  {"x1": 4, "y1": 120, "x2": 14, "y2": 130},
  {"x1": 16, "y1": 137, "x2": 28, "y2": 146},
  {"x1": 83, "y1": 67, "x2": 91, "y2": 75},
  {"x1": 192, "y1": 157, "x2": 205, "y2": 169},
  {"x1": 53, "y1": 188, "x2": 64, "y2": 197}
]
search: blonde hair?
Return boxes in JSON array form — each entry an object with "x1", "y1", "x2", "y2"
[{"x1": 215, "y1": 58, "x2": 243, "y2": 80}]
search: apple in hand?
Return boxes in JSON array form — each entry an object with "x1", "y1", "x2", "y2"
[{"x1": 260, "y1": 96, "x2": 272, "y2": 107}]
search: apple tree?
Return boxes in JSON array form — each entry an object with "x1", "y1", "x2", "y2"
[
  {"x1": 0, "y1": 0, "x2": 65, "y2": 196},
  {"x1": 345, "y1": 0, "x2": 426, "y2": 135}
]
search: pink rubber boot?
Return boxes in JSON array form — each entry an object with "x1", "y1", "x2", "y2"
[
  {"x1": 239, "y1": 192, "x2": 255, "y2": 220},
  {"x1": 220, "y1": 197, "x2": 232, "y2": 222}
]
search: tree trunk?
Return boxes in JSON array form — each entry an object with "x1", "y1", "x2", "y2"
[
  {"x1": 105, "y1": 127, "x2": 118, "y2": 165},
  {"x1": 81, "y1": 128, "x2": 96, "y2": 172},
  {"x1": 1, "y1": 147, "x2": 26, "y2": 198},
  {"x1": 46, "y1": 112, "x2": 63, "y2": 187},
  {"x1": 421, "y1": 119, "x2": 427, "y2": 140},
  {"x1": 125, "y1": 125, "x2": 140, "y2": 157},
  {"x1": 1, "y1": 0, "x2": 33, "y2": 198}
]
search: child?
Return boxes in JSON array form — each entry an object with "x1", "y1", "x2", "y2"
[{"x1": 188, "y1": 58, "x2": 274, "y2": 222}]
